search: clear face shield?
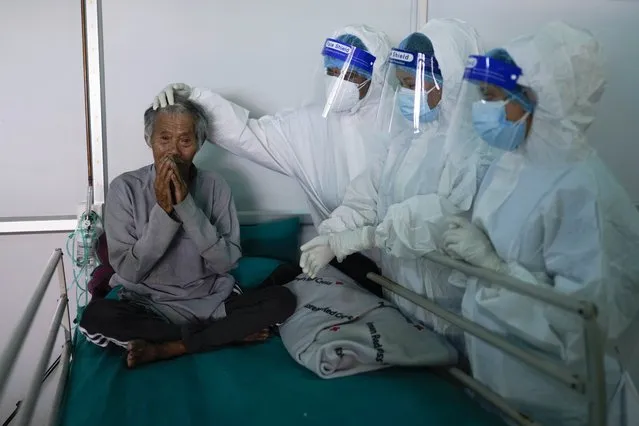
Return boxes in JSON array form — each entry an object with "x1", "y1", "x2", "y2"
[
  {"x1": 319, "y1": 38, "x2": 376, "y2": 118},
  {"x1": 376, "y1": 48, "x2": 442, "y2": 135},
  {"x1": 459, "y1": 55, "x2": 534, "y2": 152}
]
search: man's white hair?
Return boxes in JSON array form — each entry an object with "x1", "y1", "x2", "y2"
[{"x1": 143, "y1": 95, "x2": 209, "y2": 147}]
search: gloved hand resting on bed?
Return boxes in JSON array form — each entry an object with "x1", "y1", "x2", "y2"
[
  {"x1": 300, "y1": 236, "x2": 335, "y2": 278},
  {"x1": 300, "y1": 227, "x2": 375, "y2": 278}
]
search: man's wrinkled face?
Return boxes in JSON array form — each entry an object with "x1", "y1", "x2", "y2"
[{"x1": 151, "y1": 112, "x2": 198, "y2": 178}]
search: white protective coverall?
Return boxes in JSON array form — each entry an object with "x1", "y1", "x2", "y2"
[
  {"x1": 445, "y1": 22, "x2": 639, "y2": 425},
  {"x1": 315, "y1": 19, "x2": 487, "y2": 343},
  {"x1": 183, "y1": 25, "x2": 391, "y2": 229}
]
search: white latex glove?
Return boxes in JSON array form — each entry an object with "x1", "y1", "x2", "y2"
[
  {"x1": 443, "y1": 216, "x2": 505, "y2": 273},
  {"x1": 300, "y1": 236, "x2": 335, "y2": 278},
  {"x1": 328, "y1": 227, "x2": 375, "y2": 262},
  {"x1": 152, "y1": 83, "x2": 192, "y2": 110}
]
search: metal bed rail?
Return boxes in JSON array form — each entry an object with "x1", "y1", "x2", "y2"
[
  {"x1": 367, "y1": 251, "x2": 607, "y2": 426},
  {"x1": 0, "y1": 249, "x2": 72, "y2": 426}
]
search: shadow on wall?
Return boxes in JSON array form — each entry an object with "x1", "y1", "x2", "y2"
[
  {"x1": 194, "y1": 143, "x2": 259, "y2": 210},
  {"x1": 192, "y1": 92, "x2": 309, "y2": 214},
  {"x1": 192, "y1": 94, "x2": 279, "y2": 212}
]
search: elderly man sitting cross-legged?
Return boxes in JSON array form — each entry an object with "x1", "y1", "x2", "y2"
[{"x1": 79, "y1": 95, "x2": 296, "y2": 368}]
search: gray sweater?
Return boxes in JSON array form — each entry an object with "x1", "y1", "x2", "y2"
[{"x1": 104, "y1": 164, "x2": 242, "y2": 324}]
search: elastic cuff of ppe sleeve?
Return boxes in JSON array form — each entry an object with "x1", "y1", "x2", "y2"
[
  {"x1": 373, "y1": 225, "x2": 391, "y2": 252},
  {"x1": 327, "y1": 234, "x2": 345, "y2": 260},
  {"x1": 373, "y1": 231, "x2": 384, "y2": 251},
  {"x1": 328, "y1": 235, "x2": 354, "y2": 264},
  {"x1": 361, "y1": 226, "x2": 376, "y2": 248},
  {"x1": 317, "y1": 220, "x2": 341, "y2": 235},
  {"x1": 189, "y1": 87, "x2": 204, "y2": 101}
]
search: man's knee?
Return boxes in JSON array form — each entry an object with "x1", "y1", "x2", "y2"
[
  {"x1": 80, "y1": 299, "x2": 116, "y2": 327},
  {"x1": 78, "y1": 299, "x2": 126, "y2": 346},
  {"x1": 259, "y1": 263, "x2": 303, "y2": 288},
  {"x1": 79, "y1": 298, "x2": 134, "y2": 333},
  {"x1": 266, "y1": 286, "x2": 297, "y2": 322}
]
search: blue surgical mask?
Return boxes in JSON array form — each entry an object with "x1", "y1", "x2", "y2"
[
  {"x1": 472, "y1": 100, "x2": 528, "y2": 151},
  {"x1": 397, "y1": 87, "x2": 439, "y2": 123}
]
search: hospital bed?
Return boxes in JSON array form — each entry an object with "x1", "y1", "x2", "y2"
[{"x1": 0, "y1": 216, "x2": 607, "y2": 426}]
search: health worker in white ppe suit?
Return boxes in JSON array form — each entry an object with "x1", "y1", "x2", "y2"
[
  {"x1": 300, "y1": 18, "x2": 488, "y2": 349},
  {"x1": 153, "y1": 26, "x2": 391, "y2": 295},
  {"x1": 442, "y1": 22, "x2": 639, "y2": 425}
]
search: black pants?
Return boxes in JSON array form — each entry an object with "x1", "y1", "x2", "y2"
[
  {"x1": 79, "y1": 284, "x2": 296, "y2": 353},
  {"x1": 330, "y1": 252, "x2": 383, "y2": 297},
  {"x1": 261, "y1": 253, "x2": 383, "y2": 297}
]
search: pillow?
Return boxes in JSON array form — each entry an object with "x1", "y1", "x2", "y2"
[
  {"x1": 231, "y1": 257, "x2": 284, "y2": 289},
  {"x1": 239, "y1": 216, "x2": 300, "y2": 264}
]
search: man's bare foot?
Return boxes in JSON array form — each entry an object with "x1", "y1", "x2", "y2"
[
  {"x1": 126, "y1": 340, "x2": 186, "y2": 368},
  {"x1": 241, "y1": 328, "x2": 271, "y2": 343}
]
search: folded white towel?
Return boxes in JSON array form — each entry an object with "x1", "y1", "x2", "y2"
[{"x1": 279, "y1": 266, "x2": 458, "y2": 378}]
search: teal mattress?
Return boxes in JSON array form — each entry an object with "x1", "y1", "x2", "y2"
[{"x1": 58, "y1": 255, "x2": 504, "y2": 426}]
